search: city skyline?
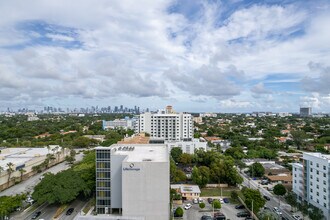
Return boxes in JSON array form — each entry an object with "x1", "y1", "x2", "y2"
[{"x1": 1, "y1": 0, "x2": 330, "y2": 112}]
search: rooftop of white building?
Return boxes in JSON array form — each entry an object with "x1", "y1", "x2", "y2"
[
  {"x1": 303, "y1": 152, "x2": 330, "y2": 161},
  {"x1": 96, "y1": 144, "x2": 168, "y2": 162},
  {"x1": 0, "y1": 147, "x2": 59, "y2": 169}
]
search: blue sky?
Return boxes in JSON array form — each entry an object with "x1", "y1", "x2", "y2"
[{"x1": 0, "y1": 0, "x2": 330, "y2": 113}]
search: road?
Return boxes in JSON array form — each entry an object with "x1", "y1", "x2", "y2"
[
  {"x1": 0, "y1": 152, "x2": 84, "y2": 197},
  {"x1": 5, "y1": 152, "x2": 86, "y2": 220},
  {"x1": 239, "y1": 171, "x2": 295, "y2": 220}
]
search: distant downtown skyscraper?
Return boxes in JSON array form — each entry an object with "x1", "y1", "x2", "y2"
[
  {"x1": 300, "y1": 107, "x2": 312, "y2": 117},
  {"x1": 134, "y1": 106, "x2": 193, "y2": 141}
]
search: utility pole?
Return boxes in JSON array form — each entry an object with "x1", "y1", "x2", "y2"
[{"x1": 252, "y1": 200, "x2": 254, "y2": 219}]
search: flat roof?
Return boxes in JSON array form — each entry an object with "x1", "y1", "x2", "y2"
[
  {"x1": 171, "y1": 184, "x2": 201, "y2": 194},
  {"x1": 96, "y1": 144, "x2": 168, "y2": 162},
  {"x1": 0, "y1": 147, "x2": 51, "y2": 169},
  {"x1": 304, "y1": 152, "x2": 330, "y2": 161}
]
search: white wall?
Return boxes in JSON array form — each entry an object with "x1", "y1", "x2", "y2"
[{"x1": 122, "y1": 161, "x2": 169, "y2": 220}]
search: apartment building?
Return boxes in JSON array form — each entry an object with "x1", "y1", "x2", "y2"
[
  {"x1": 102, "y1": 117, "x2": 137, "y2": 130},
  {"x1": 166, "y1": 138, "x2": 207, "y2": 154},
  {"x1": 292, "y1": 152, "x2": 330, "y2": 219},
  {"x1": 95, "y1": 144, "x2": 169, "y2": 220},
  {"x1": 135, "y1": 106, "x2": 193, "y2": 141}
]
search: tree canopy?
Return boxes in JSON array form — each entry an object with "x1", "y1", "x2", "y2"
[
  {"x1": 242, "y1": 187, "x2": 266, "y2": 213},
  {"x1": 273, "y1": 184, "x2": 286, "y2": 196},
  {"x1": 249, "y1": 162, "x2": 265, "y2": 178}
]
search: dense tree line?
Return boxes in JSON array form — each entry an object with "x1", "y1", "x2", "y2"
[
  {"x1": 170, "y1": 148, "x2": 243, "y2": 186},
  {"x1": 32, "y1": 150, "x2": 95, "y2": 204},
  {"x1": 0, "y1": 114, "x2": 133, "y2": 148}
]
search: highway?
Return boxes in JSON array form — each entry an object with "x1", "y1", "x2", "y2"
[{"x1": 239, "y1": 170, "x2": 295, "y2": 220}]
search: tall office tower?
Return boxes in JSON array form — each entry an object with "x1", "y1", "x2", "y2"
[
  {"x1": 300, "y1": 107, "x2": 312, "y2": 117},
  {"x1": 135, "y1": 106, "x2": 193, "y2": 141},
  {"x1": 95, "y1": 144, "x2": 169, "y2": 220},
  {"x1": 293, "y1": 152, "x2": 330, "y2": 219}
]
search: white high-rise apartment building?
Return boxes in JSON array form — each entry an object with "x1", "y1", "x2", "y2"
[
  {"x1": 135, "y1": 106, "x2": 193, "y2": 141},
  {"x1": 292, "y1": 152, "x2": 330, "y2": 219}
]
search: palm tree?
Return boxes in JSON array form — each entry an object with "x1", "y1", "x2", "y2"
[
  {"x1": 6, "y1": 162, "x2": 14, "y2": 187},
  {"x1": 19, "y1": 168, "x2": 26, "y2": 182}
]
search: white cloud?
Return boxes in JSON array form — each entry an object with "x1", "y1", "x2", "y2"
[{"x1": 0, "y1": 0, "x2": 329, "y2": 111}]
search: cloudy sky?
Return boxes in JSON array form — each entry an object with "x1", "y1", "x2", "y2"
[{"x1": 1, "y1": 0, "x2": 330, "y2": 113}]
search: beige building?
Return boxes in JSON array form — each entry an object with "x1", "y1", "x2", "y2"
[
  {"x1": 171, "y1": 184, "x2": 201, "y2": 200},
  {"x1": 0, "y1": 146, "x2": 69, "y2": 190}
]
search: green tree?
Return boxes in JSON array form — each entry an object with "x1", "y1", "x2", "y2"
[
  {"x1": 291, "y1": 130, "x2": 307, "y2": 150},
  {"x1": 231, "y1": 190, "x2": 238, "y2": 202},
  {"x1": 212, "y1": 200, "x2": 221, "y2": 209},
  {"x1": 273, "y1": 184, "x2": 286, "y2": 196},
  {"x1": 199, "y1": 202, "x2": 205, "y2": 209},
  {"x1": 173, "y1": 170, "x2": 186, "y2": 183},
  {"x1": 174, "y1": 207, "x2": 184, "y2": 217},
  {"x1": 6, "y1": 162, "x2": 14, "y2": 187},
  {"x1": 242, "y1": 187, "x2": 266, "y2": 213},
  {"x1": 171, "y1": 147, "x2": 183, "y2": 163},
  {"x1": 0, "y1": 194, "x2": 26, "y2": 218},
  {"x1": 192, "y1": 166, "x2": 210, "y2": 188},
  {"x1": 65, "y1": 155, "x2": 75, "y2": 164},
  {"x1": 179, "y1": 153, "x2": 193, "y2": 165},
  {"x1": 308, "y1": 204, "x2": 324, "y2": 220},
  {"x1": 72, "y1": 136, "x2": 93, "y2": 148},
  {"x1": 32, "y1": 169, "x2": 88, "y2": 204},
  {"x1": 285, "y1": 192, "x2": 298, "y2": 211},
  {"x1": 19, "y1": 168, "x2": 26, "y2": 182},
  {"x1": 249, "y1": 162, "x2": 265, "y2": 178}
]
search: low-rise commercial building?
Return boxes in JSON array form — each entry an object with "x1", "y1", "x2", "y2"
[
  {"x1": 171, "y1": 184, "x2": 201, "y2": 200},
  {"x1": 102, "y1": 117, "x2": 137, "y2": 130},
  {"x1": 96, "y1": 144, "x2": 169, "y2": 220},
  {"x1": 0, "y1": 146, "x2": 68, "y2": 190},
  {"x1": 166, "y1": 138, "x2": 207, "y2": 154}
]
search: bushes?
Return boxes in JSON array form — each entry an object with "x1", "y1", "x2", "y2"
[
  {"x1": 199, "y1": 202, "x2": 205, "y2": 209},
  {"x1": 174, "y1": 207, "x2": 184, "y2": 217},
  {"x1": 212, "y1": 200, "x2": 221, "y2": 209}
]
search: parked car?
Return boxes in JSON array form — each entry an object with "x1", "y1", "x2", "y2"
[
  {"x1": 201, "y1": 215, "x2": 213, "y2": 220},
  {"x1": 26, "y1": 197, "x2": 34, "y2": 204},
  {"x1": 66, "y1": 208, "x2": 74, "y2": 215},
  {"x1": 193, "y1": 198, "x2": 199, "y2": 204},
  {"x1": 292, "y1": 215, "x2": 302, "y2": 220},
  {"x1": 235, "y1": 204, "x2": 245, "y2": 209},
  {"x1": 214, "y1": 212, "x2": 226, "y2": 220},
  {"x1": 184, "y1": 203, "x2": 192, "y2": 210},
  {"x1": 219, "y1": 198, "x2": 224, "y2": 204},
  {"x1": 223, "y1": 198, "x2": 230, "y2": 203},
  {"x1": 237, "y1": 211, "x2": 250, "y2": 217},
  {"x1": 31, "y1": 211, "x2": 41, "y2": 219},
  {"x1": 198, "y1": 198, "x2": 204, "y2": 203},
  {"x1": 261, "y1": 180, "x2": 269, "y2": 185},
  {"x1": 207, "y1": 198, "x2": 213, "y2": 204},
  {"x1": 263, "y1": 195, "x2": 270, "y2": 201}
]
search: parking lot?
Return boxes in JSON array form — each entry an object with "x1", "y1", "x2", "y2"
[{"x1": 174, "y1": 197, "x2": 247, "y2": 220}]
